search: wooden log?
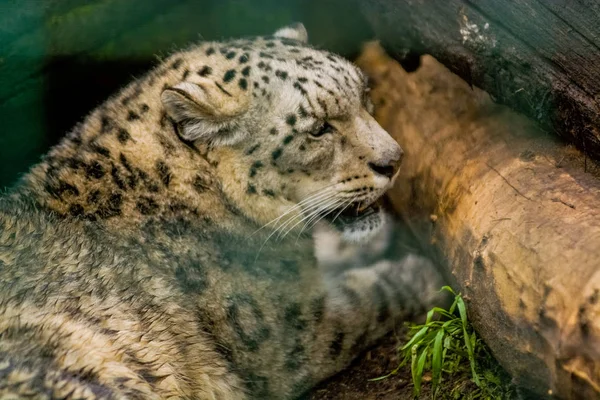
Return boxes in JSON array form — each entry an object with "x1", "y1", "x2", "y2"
[
  {"x1": 359, "y1": 0, "x2": 600, "y2": 163},
  {"x1": 356, "y1": 43, "x2": 600, "y2": 399}
]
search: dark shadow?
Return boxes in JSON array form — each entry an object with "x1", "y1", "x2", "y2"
[{"x1": 42, "y1": 56, "x2": 153, "y2": 150}]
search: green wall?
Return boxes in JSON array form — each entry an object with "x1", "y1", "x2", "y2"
[{"x1": 0, "y1": 0, "x2": 371, "y2": 189}]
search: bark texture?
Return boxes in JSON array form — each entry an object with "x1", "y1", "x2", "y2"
[
  {"x1": 356, "y1": 43, "x2": 600, "y2": 399},
  {"x1": 360, "y1": 0, "x2": 600, "y2": 161}
]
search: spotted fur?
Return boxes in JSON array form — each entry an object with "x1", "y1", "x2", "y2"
[{"x1": 0, "y1": 24, "x2": 442, "y2": 399}]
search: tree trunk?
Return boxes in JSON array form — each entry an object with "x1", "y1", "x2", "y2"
[
  {"x1": 359, "y1": 0, "x2": 600, "y2": 162},
  {"x1": 356, "y1": 43, "x2": 600, "y2": 399}
]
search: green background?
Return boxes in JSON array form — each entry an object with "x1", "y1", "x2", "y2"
[{"x1": 0, "y1": 0, "x2": 372, "y2": 189}]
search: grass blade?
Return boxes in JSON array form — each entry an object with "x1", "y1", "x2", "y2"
[
  {"x1": 412, "y1": 345, "x2": 428, "y2": 397},
  {"x1": 457, "y1": 295, "x2": 481, "y2": 386},
  {"x1": 431, "y1": 329, "x2": 445, "y2": 396},
  {"x1": 401, "y1": 326, "x2": 428, "y2": 351}
]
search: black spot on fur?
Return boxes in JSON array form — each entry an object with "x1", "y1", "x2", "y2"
[
  {"x1": 298, "y1": 106, "x2": 308, "y2": 118},
  {"x1": 242, "y1": 372, "x2": 270, "y2": 398},
  {"x1": 170, "y1": 58, "x2": 183, "y2": 70},
  {"x1": 175, "y1": 260, "x2": 208, "y2": 294},
  {"x1": 227, "y1": 293, "x2": 271, "y2": 352},
  {"x1": 329, "y1": 329, "x2": 345, "y2": 358},
  {"x1": 285, "y1": 338, "x2": 306, "y2": 370},
  {"x1": 284, "y1": 303, "x2": 307, "y2": 331},
  {"x1": 91, "y1": 143, "x2": 111, "y2": 158},
  {"x1": 136, "y1": 196, "x2": 159, "y2": 215},
  {"x1": 286, "y1": 114, "x2": 297, "y2": 126},
  {"x1": 263, "y1": 189, "x2": 275, "y2": 197},
  {"x1": 182, "y1": 69, "x2": 190, "y2": 80},
  {"x1": 269, "y1": 127, "x2": 278, "y2": 135},
  {"x1": 293, "y1": 82, "x2": 307, "y2": 96},
  {"x1": 239, "y1": 53, "x2": 250, "y2": 63},
  {"x1": 247, "y1": 184, "x2": 257, "y2": 194},
  {"x1": 275, "y1": 70, "x2": 288, "y2": 80},
  {"x1": 238, "y1": 78, "x2": 248, "y2": 90},
  {"x1": 245, "y1": 144, "x2": 260, "y2": 155},
  {"x1": 46, "y1": 179, "x2": 79, "y2": 200},
  {"x1": 299, "y1": 144, "x2": 306, "y2": 151},
  {"x1": 127, "y1": 110, "x2": 140, "y2": 121},
  {"x1": 155, "y1": 161, "x2": 172, "y2": 187},
  {"x1": 298, "y1": 77, "x2": 308, "y2": 83},
  {"x1": 271, "y1": 148, "x2": 283, "y2": 160},
  {"x1": 110, "y1": 165, "x2": 127, "y2": 190},
  {"x1": 226, "y1": 51, "x2": 236, "y2": 59},
  {"x1": 259, "y1": 51, "x2": 273, "y2": 59},
  {"x1": 100, "y1": 116, "x2": 113, "y2": 133},
  {"x1": 261, "y1": 76, "x2": 269, "y2": 83},
  {"x1": 119, "y1": 153, "x2": 134, "y2": 173},
  {"x1": 198, "y1": 66, "x2": 212, "y2": 77},
  {"x1": 249, "y1": 161, "x2": 263, "y2": 178},
  {"x1": 140, "y1": 103, "x2": 150, "y2": 113},
  {"x1": 96, "y1": 192, "x2": 123, "y2": 218},
  {"x1": 206, "y1": 47, "x2": 215, "y2": 56},
  {"x1": 85, "y1": 160, "x2": 105, "y2": 179},
  {"x1": 311, "y1": 296, "x2": 326, "y2": 324},
  {"x1": 87, "y1": 189, "x2": 100, "y2": 205},
  {"x1": 223, "y1": 69, "x2": 236, "y2": 83},
  {"x1": 137, "y1": 169, "x2": 160, "y2": 193},
  {"x1": 282, "y1": 135, "x2": 294, "y2": 145},
  {"x1": 241, "y1": 66, "x2": 251, "y2": 76},
  {"x1": 69, "y1": 204, "x2": 84, "y2": 217},
  {"x1": 117, "y1": 128, "x2": 132, "y2": 144},
  {"x1": 192, "y1": 175, "x2": 210, "y2": 193},
  {"x1": 265, "y1": 41, "x2": 275, "y2": 48}
]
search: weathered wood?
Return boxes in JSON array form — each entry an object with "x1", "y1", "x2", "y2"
[
  {"x1": 356, "y1": 43, "x2": 600, "y2": 399},
  {"x1": 360, "y1": 0, "x2": 600, "y2": 163}
]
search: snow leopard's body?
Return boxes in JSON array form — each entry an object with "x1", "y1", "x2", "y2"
[{"x1": 0, "y1": 25, "x2": 442, "y2": 399}]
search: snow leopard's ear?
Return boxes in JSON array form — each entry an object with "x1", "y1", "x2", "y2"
[
  {"x1": 161, "y1": 80, "x2": 250, "y2": 146},
  {"x1": 274, "y1": 22, "x2": 308, "y2": 44}
]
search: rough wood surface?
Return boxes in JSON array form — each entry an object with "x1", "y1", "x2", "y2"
[
  {"x1": 356, "y1": 43, "x2": 600, "y2": 399},
  {"x1": 360, "y1": 0, "x2": 600, "y2": 163}
]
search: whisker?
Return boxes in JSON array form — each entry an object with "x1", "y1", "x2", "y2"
[
  {"x1": 330, "y1": 196, "x2": 358, "y2": 225},
  {"x1": 304, "y1": 195, "x2": 358, "y2": 235},
  {"x1": 279, "y1": 196, "x2": 342, "y2": 240},
  {"x1": 295, "y1": 197, "x2": 350, "y2": 243},
  {"x1": 253, "y1": 191, "x2": 339, "y2": 262},
  {"x1": 269, "y1": 190, "x2": 340, "y2": 238},
  {"x1": 298, "y1": 197, "x2": 346, "y2": 238},
  {"x1": 250, "y1": 186, "x2": 338, "y2": 236}
]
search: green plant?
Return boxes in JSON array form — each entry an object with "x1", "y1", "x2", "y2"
[{"x1": 372, "y1": 286, "x2": 514, "y2": 399}]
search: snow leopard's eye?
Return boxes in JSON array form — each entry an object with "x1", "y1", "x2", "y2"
[{"x1": 310, "y1": 122, "x2": 335, "y2": 138}]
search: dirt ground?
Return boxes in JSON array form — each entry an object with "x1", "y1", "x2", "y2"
[{"x1": 308, "y1": 332, "x2": 417, "y2": 400}]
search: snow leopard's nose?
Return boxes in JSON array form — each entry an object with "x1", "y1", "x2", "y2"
[{"x1": 369, "y1": 144, "x2": 403, "y2": 179}]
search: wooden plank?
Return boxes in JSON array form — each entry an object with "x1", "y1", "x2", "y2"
[{"x1": 360, "y1": 0, "x2": 600, "y2": 161}]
